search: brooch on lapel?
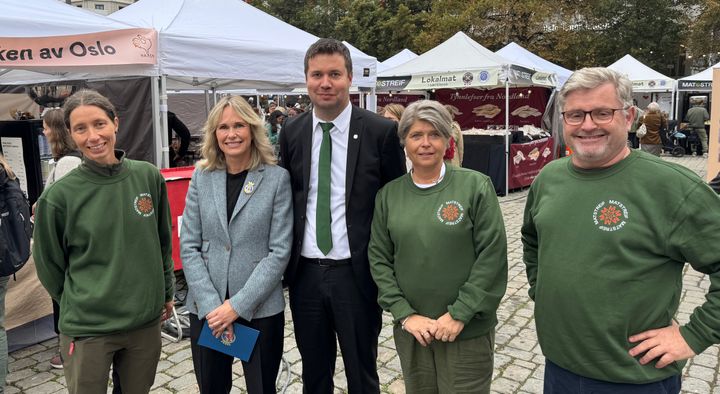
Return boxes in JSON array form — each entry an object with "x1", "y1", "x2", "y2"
[
  {"x1": 243, "y1": 182, "x2": 255, "y2": 194},
  {"x1": 353, "y1": 134, "x2": 358, "y2": 140}
]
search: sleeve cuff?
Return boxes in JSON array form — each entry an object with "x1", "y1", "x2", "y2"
[
  {"x1": 448, "y1": 302, "x2": 474, "y2": 324},
  {"x1": 679, "y1": 325, "x2": 712, "y2": 355},
  {"x1": 388, "y1": 300, "x2": 416, "y2": 324}
]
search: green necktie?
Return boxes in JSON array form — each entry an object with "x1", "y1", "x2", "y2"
[{"x1": 317, "y1": 122, "x2": 334, "y2": 255}]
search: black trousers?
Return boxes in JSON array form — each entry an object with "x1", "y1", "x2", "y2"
[
  {"x1": 189, "y1": 312, "x2": 284, "y2": 394},
  {"x1": 289, "y1": 261, "x2": 381, "y2": 394}
]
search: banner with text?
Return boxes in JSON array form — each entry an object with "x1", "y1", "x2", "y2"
[
  {"x1": 509, "y1": 137, "x2": 554, "y2": 189},
  {"x1": 436, "y1": 87, "x2": 550, "y2": 129},
  {"x1": 376, "y1": 94, "x2": 426, "y2": 107},
  {"x1": 0, "y1": 28, "x2": 158, "y2": 67}
]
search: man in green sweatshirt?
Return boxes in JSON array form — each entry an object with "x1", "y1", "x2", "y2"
[{"x1": 522, "y1": 67, "x2": 720, "y2": 393}]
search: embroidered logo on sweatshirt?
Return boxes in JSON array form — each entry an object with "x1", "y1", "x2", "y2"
[
  {"x1": 133, "y1": 193, "x2": 155, "y2": 217},
  {"x1": 437, "y1": 200, "x2": 464, "y2": 225},
  {"x1": 592, "y1": 200, "x2": 628, "y2": 232}
]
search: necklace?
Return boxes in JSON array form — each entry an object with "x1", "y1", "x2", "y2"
[{"x1": 411, "y1": 168, "x2": 444, "y2": 185}]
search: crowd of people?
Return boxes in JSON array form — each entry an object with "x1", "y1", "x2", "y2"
[
  {"x1": 628, "y1": 97, "x2": 710, "y2": 158},
  {"x1": 0, "y1": 38, "x2": 718, "y2": 394}
]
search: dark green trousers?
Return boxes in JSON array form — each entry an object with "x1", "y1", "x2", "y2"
[
  {"x1": 394, "y1": 326, "x2": 495, "y2": 394},
  {"x1": 59, "y1": 319, "x2": 161, "y2": 394}
]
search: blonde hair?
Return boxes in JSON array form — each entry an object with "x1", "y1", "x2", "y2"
[
  {"x1": 198, "y1": 96, "x2": 276, "y2": 171},
  {"x1": 384, "y1": 103, "x2": 405, "y2": 121},
  {"x1": 0, "y1": 154, "x2": 16, "y2": 180}
]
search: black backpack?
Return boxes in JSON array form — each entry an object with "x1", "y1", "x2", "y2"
[{"x1": 0, "y1": 168, "x2": 32, "y2": 277}]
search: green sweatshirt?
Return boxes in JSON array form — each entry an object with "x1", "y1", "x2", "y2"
[
  {"x1": 522, "y1": 149, "x2": 720, "y2": 383},
  {"x1": 34, "y1": 153, "x2": 174, "y2": 337},
  {"x1": 369, "y1": 165, "x2": 508, "y2": 340}
]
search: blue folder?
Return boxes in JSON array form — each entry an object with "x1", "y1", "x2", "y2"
[{"x1": 197, "y1": 321, "x2": 259, "y2": 362}]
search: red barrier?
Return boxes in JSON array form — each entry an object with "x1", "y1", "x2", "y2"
[{"x1": 160, "y1": 166, "x2": 195, "y2": 271}]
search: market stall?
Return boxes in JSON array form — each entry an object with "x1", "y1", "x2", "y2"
[
  {"x1": 676, "y1": 61, "x2": 718, "y2": 120},
  {"x1": 377, "y1": 32, "x2": 557, "y2": 194},
  {"x1": 608, "y1": 54, "x2": 676, "y2": 117},
  {"x1": 495, "y1": 42, "x2": 572, "y2": 89}
]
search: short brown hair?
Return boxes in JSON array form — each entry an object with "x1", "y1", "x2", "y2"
[{"x1": 304, "y1": 38, "x2": 353, "y2": 77}]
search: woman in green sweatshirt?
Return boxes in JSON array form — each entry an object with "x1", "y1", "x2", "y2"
[
  {"x1": 369, "y1": 100, "x2": 508, "y2": 394},
  {"x1": 33, "y1": 90, "x2": 174, "y2": 394}
]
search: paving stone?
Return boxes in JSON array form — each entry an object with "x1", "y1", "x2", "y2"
[{"x1": 15, "y1": 371, "x2": 56, "y2": 391}]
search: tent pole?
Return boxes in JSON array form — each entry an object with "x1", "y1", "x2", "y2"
[
  {"x1": 151, "y1": 76, "x2": 162, "y2": 167},
  {"x1": 160, "y1": 74, "x2": 169, "y2": 168},
  {"x1": 505, "y1": 80, "x2": 510, "y2": 196},
  {"x1": 670, "y1": 85, "x2": 676, "y2": 120},
  {"x1": 674, "y1": 89, "x2": 680, "y2": 122}
]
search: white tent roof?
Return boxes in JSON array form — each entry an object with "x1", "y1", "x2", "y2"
[
  {"x1": 378, "y1": 49, "x2": 418, "y2": 73},
  {"x1": 495, "y1": 42, "x2": 572, "y2": 88},
  {"x1": 110, "y1": 0, "x2": 376, "y2": 89},
  {"x1": 677, "y1": 61, "x2": 720, "y2": 91},
  {"x1": 607, "y1": 54, "x2": 675, "y2": 92},
  {"x1": 0, "y1": 0, "x2": 156, "y2": 77},
  {"x1": 380, "y1": 32, "x2": 509, "y2": 77},
  {"x1": 377, "y1": 32, "x2": 556, "y2": 89}
]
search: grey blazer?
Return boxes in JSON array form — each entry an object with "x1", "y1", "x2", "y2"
[{"x1": 180, "y1": 163, "x2": 293, "y2": 320}]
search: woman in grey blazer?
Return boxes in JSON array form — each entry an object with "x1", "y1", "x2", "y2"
[{"x1": 180, "y1": 96, "x2": 293, "y2": 394}]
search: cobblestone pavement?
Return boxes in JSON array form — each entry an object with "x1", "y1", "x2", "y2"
[{"x1": 5, "y1": 155, "x2": 716, "y2": 394}]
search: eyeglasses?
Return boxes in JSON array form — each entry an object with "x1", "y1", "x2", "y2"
[{"x1": 561, "y1": 108, "x2": 628, "y2": 126}]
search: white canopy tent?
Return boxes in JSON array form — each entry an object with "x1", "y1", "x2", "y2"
[
  {"x1": 608, "y1": 54, "x2": 676, "y2": 117},
  {"x1": 677, "y1": 62, "x2": 719, "y2": 92},
  {"x1": 378, "y1": 49, "x2": 418, "y2": 74},
  {"x1": 495, "y1": 42, "x2": 572, "y2": 89},
  {"x1": 378, "y1": 32, "x2": 557, "y2": 194},
  {"x1": 109, "y1": 0, "x2": 378, "y2": 164}
]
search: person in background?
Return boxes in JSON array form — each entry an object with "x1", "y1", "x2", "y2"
[
  {"x1": 523, "y1": 67, "x2": 720, "y2": 394},
  {"x1": 638, "y1": 102, "x2": 666, "y2": 157},
  {"x1": 685, "y1": 99, "x2": 710, "y2": 158},
  {"x1": 382, "y1": 104, "x2": 412, "y2": 172},
  {"x1": 443, "y1": 104, "x2": 464, "y2": 167},
  {"x1": 167, "y1": 111, "x2": 192, "y2": 167},
  {"x1": 628, "y1": 103, "x2": 644, "y2": 149},
  {"x1": 39, "y1": 108, "x2": 82, "y2": 370},
  {"x1": 33, "y1": 90, "x2": 174, "y2": 394},
  {"x1": 279, "y1": 38, "x2": 406, "y2": 393},
  {"x1": 180, "y1": 95, "x2": 292, "y2": 394},
  {"x1": 369, "y1": 100, "x2": 507, "y2": 393},
  {"x1": 0, "y1": 154, "x2": 19, "y2": 392},
  {"x1": 265, "y1": 110, "x2": 285, "y2": 146},
  {"x1": 382, "y1": 103, "x2": 404, "y2": 123}
]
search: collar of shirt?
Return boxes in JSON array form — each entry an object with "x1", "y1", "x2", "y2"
[{"x1": 312, "y1": 102, "x2": 352, "y2": 136}]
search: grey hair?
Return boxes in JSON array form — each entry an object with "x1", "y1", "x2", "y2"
[
  {"x1": 558, "y1": 67, "x2": 633, "y2": 111},
  {"x1": 397, "y1": 100, "x2": 453, "y2": 147},
  {"x1": 646, "y1": 102, "x2": 661, "y2": 113}
]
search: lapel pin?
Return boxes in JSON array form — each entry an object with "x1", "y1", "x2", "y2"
[
  {"x1": 243, "y1": 181, "x2": 255, "y2": 194},
  {"x1": 353, "y1": 134, "x2": 358, "y2": 139}
]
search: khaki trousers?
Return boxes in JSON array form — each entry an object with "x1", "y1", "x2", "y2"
[
  {"x1": 394, "y1": 325, "x2": 495, "y2": 394},
  {"x1": 59, "y1": 319, "x2": 161, "y2": 394}
]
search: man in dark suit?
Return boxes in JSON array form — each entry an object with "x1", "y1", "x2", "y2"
[{"x1": 279, "y1": 38, "x2": 405, "y2": 393}]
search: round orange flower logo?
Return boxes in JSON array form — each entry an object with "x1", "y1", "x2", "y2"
[
  {"x1": 592, "y1": 199, "x2": 628, "y2": 232},
  {"x1": 436, "y1": 200, "x2": 464, "y2": 225},
  {"x1": 133, "y1": 193, "x2": 154, "y2": 217}
]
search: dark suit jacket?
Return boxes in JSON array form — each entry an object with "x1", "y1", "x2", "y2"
[{"x1": 279, "y1": 106, "x2": 406, "y2": 301}]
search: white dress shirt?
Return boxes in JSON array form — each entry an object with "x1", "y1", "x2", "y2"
[{"x1": 301, "y1": 103, "x2": 352, "y2": 259}]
